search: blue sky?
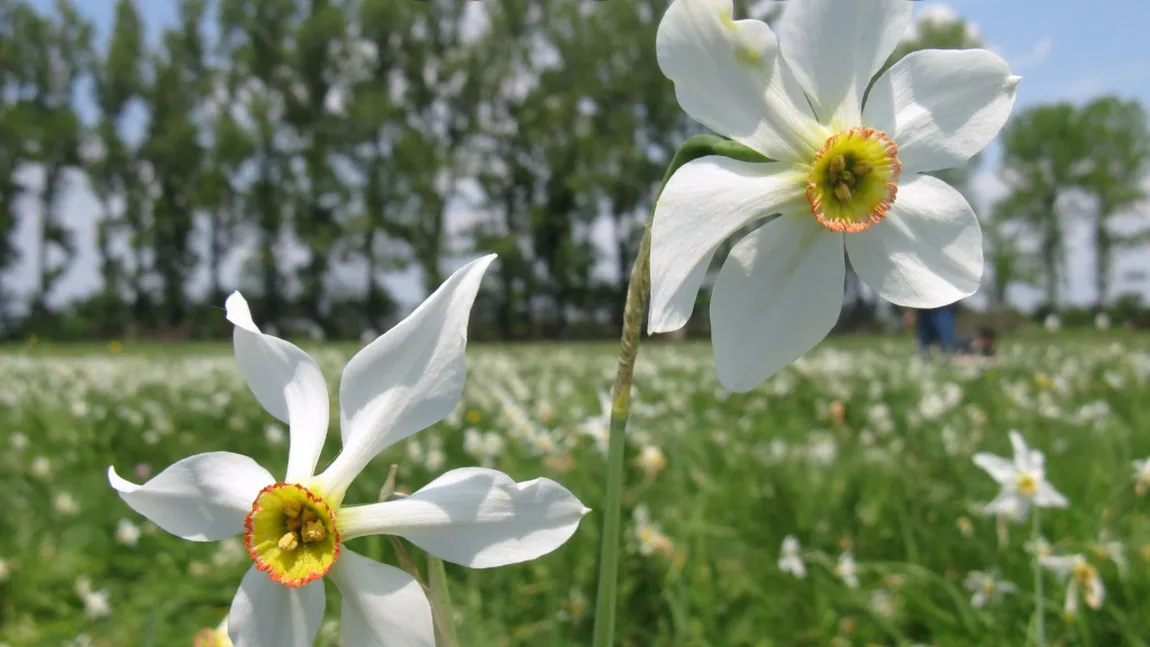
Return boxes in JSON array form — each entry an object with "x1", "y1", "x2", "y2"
[{"x1": 9, "y1": 0, "x2": 1150, "y2": 311}]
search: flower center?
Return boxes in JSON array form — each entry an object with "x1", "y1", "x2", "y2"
[
  {"x1": 244, "y1": 482, "x2": 340, "y2": 587},
  {"x1": 1016, "y1": 473, "x2": 1039, "y2": 497},
  {"x1": 1072, "y1": 561, "x2": 1096, "y2": 584},
  {"x1": 806, "y1": 127, "x2": 901, "y2": 232}
]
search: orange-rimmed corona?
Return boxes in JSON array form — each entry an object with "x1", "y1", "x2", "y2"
[
  {"x1": 244, "y1": 482, "x2": 340, "y2": 587},
  {"x1": 806, "y1": 126, "x2": 901, "y2": 233}
]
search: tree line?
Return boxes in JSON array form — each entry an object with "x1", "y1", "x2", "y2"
[{"x1": 1, "y1": 0, "x2": 1147, "y2": 341}]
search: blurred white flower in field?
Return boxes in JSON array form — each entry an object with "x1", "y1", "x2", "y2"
[
  {"x1": 264, "y1": 424, "x2": 285, "y2": 446},
  {"x1": 1044, "y1": 313, "x2": 1061, "y2": 331},
  {"x1": 115, "y1": 519, "x2": 141, "y2": 547},
  {"x1": 963, "y1": 570, "x2": 1015, "y2": 608},
  {"x1": 463, "y1": 428, "x2": 505, "y2": 467},
  {"x1": 1025, "y1": 535, "x2": 1053, "y2": 559},
  {"x1": 777, "y1": 535, "x2": 806, "y2": 579},
  {"x1": 649, "y1": 0, "x2": 1018, "y2": 391},
  {"x1": 635, "y1": 445, "x2": 667, "y2": 477},
  {"x1": 836, "y1": 551, "x2": 859, "y2": 589},
  {"x1": 1133, "y1": 458, "x2": 1150, "y2": 495},
  {"x1": 30, "y1": 456, "x2": 52, "y2": 479},
  {"x1": 54, "y1": 492, "x2": 80, "y2": 515},
  {"x1": 1041, "y1": 553, "x2": 1104, "y2": 617},
  {"x1": 107, "y1": 256, "x2": 589, "y2": 647},
  {"x1": 82, "y1": 589, "x2": 111, "y2": 619},
  {"x1": 1091, "y1": 532, "x2": 1127, "y2": 577},
  {"x1": 1095, "y1": 312, "x2": 1112, "y2": 330},
  {"x1": 580, "y1": 391, "x2": 612, "y2": 454},
  {"x1": 868, "y1": 588, "x2": 898, "y2": 618},
  {"x1": 630, "y1": 505, "x2": 674, "y2": 558},
  {"x1": 973, "y1": 431, "x2": 1067, "y2": 522},
  {"x1": 0, "y1": 558, "x2": 9, "y2": 582},
  {"x1": 9, "y1": 432, "x2": 27, "y2": 452},
  {"x1": 75, "y1": 578, "x2": 111, "y2": 619}
]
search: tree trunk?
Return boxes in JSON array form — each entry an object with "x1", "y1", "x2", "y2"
[{"x1": 1094, "y1": 216, "x2": 1110, "y2": 307}]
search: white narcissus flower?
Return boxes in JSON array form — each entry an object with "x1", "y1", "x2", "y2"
[
  {"x1": 963, "y1": 570, "x2": 1016, "y2": 609},
  {"x1": 1041, "y1": 553, "x2": 1105, "y2": 616},
  {"x1": 107, "y1": 255, "x2": 590, "y2": 647},
  {"x1": 973, "y1": 431, "x2": 1068, "y2": 522},
  {"x1": 835, "y1": 551, "x2": 859, "y2": 589},
  {"x1": 649, "y1": 0, "x2": 1019, "y2": 391},
  {"x1": 777, "y1": 535, "x2": 805, "y2": 579}
]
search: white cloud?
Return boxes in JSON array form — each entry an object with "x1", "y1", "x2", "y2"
[{"x1": 1010, "y1": 37, "x2": 1053, "y2": 72}]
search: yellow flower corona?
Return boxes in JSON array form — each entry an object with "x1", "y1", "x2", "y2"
[
  {"x1": 807, "y1": 127, "x2": 901, "y2": 232},
  {"x1": 244, "y1": 483, "x2": 340, "y2": 587}
]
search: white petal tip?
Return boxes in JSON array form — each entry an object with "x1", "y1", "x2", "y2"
[
  {"x1": 648, "y1": 312, "x2": 687, "y2": 336},
  {"x1": 1007, "y1": 75, "x2": 1022, "y2": 88},
  {"x1": 580, "y1": 507, "x2": 592, "y2": 517},
  {"x1": 224, "y1": 292, "x2": 258, "y2": 331},
  {"x1": 107, "y1": 465, "x2": 138, "y2": 493}
]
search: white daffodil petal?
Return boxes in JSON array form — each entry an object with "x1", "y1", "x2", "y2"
[
  {"x1": 710, "y1": 215, "x2": 845, "y2": 392},
  {"x1": 1035, "y1": 482, "x2": 1069, "y2": 508},
  {"x1": 1087, "y1": 574, "x2": 1105, "y2": 609},
  {"x1": 865, "y1": 48, "x2": 1018, "y2": 173},
  {"x1": 330, "y1": 550, "x2": 435, "y2": 647},
  {"x1": 319, "y1": 255, "x2": 496, "y2": 497},
  {"x1": 339, "y1": 467, "x2": 589, "y2": 568},
  {"x1": 844, "y1": 175, "x2": 982, "y2": 308},
  {"x1": 228, "y1": 565, "x2": 325, "y2": 647},
  {"x1": 777, "y1": 0, "x2": 912, "y2": 126},
  {"x1": 226, "y1": 292, "x2": 330, "y2": 483},
  {"x1": 656, "y1": 0, "x2": 821, "y2": 161},
  {"x1": 649, "y1": 157, "x2": 808, "y2": 333},
  {"x1": 972, "y1": 453, "x2": 1017, "y2": 485},
  {"x1": 984, "y1": 491, "x2": 1027, "y2": 521},
  {"x1": 1040, "y1": 555, "x2": 1077, "y2": 576},
  {"x1": 1008, "y1": 431, "x2": 1036, "y2": 472},
  {"x1": 108, "y1": 452, "x2": 273, "y2": 542}
]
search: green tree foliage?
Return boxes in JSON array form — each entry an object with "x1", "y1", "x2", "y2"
[
  {"x1": 1076, "y1": 96, "x2": 1150, "y2": 306},
  {"x1": 1, "y1": 1, "x2": 1145, "y2": 339}
]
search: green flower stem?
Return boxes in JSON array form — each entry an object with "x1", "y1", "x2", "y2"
[
  {"x1": 590, "y1": 135, "x2": 766, "y2": 647},
  {"x1": 428, "y1": 555, "x2": 460, "y2": 647},
  {"x1": 1033, "y1": 508, "x2": 1045, "y2": 647}
]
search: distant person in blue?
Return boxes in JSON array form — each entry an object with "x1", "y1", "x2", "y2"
[{"x1": 908, "y1": 304, "x2": 958, "y2": 358}]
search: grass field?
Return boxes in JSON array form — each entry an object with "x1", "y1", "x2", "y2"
[{"x1": 2, "y1": 333, "x2": 1150, "y2": 646}]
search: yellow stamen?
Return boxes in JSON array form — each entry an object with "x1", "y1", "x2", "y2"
[
  {"x1": 244, "y1": 483, "x2": 340, "y2": 587},
  {"x1": 806, "y1": 126, "x2": 901, "y2": 233},
  {"x1": 278, "y1": 532, "x2": 299, "y2": 552},
  {"x1": 302, "y1": 520, "x2": 326, "y2": 544},
  {"x1": 1017, "y1": 473, "x2": 1038, "y2": 497}
]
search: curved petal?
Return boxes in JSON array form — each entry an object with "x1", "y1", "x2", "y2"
[
  {"x1": 864, "y1": 48, "x2": 1019, "y2": 173},
  {"x1": 108, "y1": 452, "x2": 273, "y2": 542},
  {"x1": 649, "y1": 157, "x2": 808, "y2": 333},
  {"x1": 330, "y1": 550, "x2": 435, "y2": 647},
  {"x1": 1039, "y1": 555, "x2": 1078, "y2": 576},
  {"x1": 1034, "y1": 482, "x2": 1069, "y2": 508},
  {"x1": 983, "y1": 491, "x2": 1027, "y2": 521},
  {"x1": 656, "y1": 0, "x2": 823, "y2": 161},
  {"x1": 972, "y1": 452, "x2": 1016, "y2": 485},
  {"x1": 845, "y1": 175, "x2": 982, "y2": 308},
  {"x1": 710, "y1": 215, "x2": 845, "y2": 392},
  {"x1": 228, "y1": 565, "x2": 325, "y2": 647},
  {"x1": 318, "y1": 255, "x2": 496, "y2": 498},
  {"x1": 339, "y1": 467, "x2": 589, "y2": 569},
  {"x1": 226, "y1": 292, "x2": 330, "y2": 483},
  {"x1": 1008, "y1": 431, "x2": 1034, "y2": 471},
  {"x1": 777, "y1": 0, "x2": 912, "y2": 126}
]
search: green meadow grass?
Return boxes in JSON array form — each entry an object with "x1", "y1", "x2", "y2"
[{"x1": 2, "y1": 334, "x2": 1149, "y2": 646}]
